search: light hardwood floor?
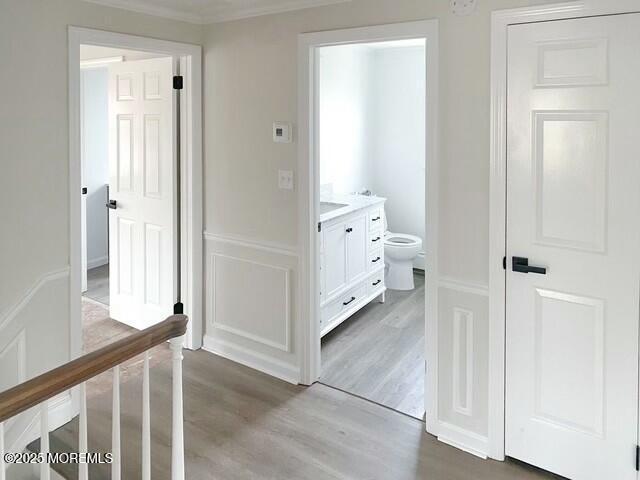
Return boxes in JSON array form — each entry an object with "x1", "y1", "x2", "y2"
[
  {"x1": 84, "y1": 264, "x2": 109, "y2": 305},
  {"x1": 35, "y1": 347, "x2": 560, "y2": 480},
  {"x1": 321, "y1": 273, "x2": 425, "y2": 418}
]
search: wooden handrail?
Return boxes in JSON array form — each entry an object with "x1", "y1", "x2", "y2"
[{"x1": 0, "y1": 314, "x2": 188, "y2": 423}]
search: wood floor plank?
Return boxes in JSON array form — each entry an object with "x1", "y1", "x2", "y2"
[
  {"x1": 39, "y1": 349, "x2": 558, "y2": 480},
  {"x1": 321, "y1": 273, "x2": 426, "y2": 418}
]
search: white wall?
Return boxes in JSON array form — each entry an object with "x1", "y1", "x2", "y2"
[
  {"x1": 318, "y1": 44, "x2": 373, "y2": 195},
  {"x1": 82, "y1": 67, "x2": 109, "y2": 269},
  {"x1": 319, "y1": 42, "x2": 426, "y2": 253},
  {"x1": 369, "y1": 45, "x2": 425, "y2": 248}
]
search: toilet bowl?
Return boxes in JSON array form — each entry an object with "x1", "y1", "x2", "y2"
[{"x1": 384, "y1": 232, "x2": 422, "y2": 290}]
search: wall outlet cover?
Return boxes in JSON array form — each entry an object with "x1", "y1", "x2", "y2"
[{"x1": 278, "y1": 170, "x2": 294, "y2": 190}]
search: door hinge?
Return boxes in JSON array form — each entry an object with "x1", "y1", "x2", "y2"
[
  {"x1": 318, "y1": 222, "x2": 322, "y2": 233},
  {"x1": 173, "y1": 75, "x2": 183, "y2": 90},
  {"x1": 503, "y1": 256, "x2": 506, "y2": 270}
]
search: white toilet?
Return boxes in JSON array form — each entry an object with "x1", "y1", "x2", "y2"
[{"x1": 384, "y1": 216, "x2": 422, "y2": 291}]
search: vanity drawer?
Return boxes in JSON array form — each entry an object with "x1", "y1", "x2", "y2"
[
  {"x1": 367, "y1": 269, "x2": 385, "y2": 295},
  {"x1": 321, "y1": 283, "x2": 367, "y2": 325},
  {"x1": 368, "y1": 208, "x2": 383, "y2": 230},
  {"x1": 369, "y1": 231, "x2": 383, "y2": 250},
  {"x1": 368, "y1": 248, "x2": 384, "y2": 271}
]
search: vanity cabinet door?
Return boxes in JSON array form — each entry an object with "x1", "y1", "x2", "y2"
[
  {"x1": 323, "y1": 221, "x2": 348, "y2": 298},
  {"x1": 346, "y1": 214, "x2": 368, "y2": 283}
]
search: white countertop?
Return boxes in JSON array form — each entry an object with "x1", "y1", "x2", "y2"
[{"x1": 319, "y1": 193, "x2": 386, "y2": 223}]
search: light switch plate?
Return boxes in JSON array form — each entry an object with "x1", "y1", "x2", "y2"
[{"x1": 278, "y1": 170, "x2": 294, "y2": 190}]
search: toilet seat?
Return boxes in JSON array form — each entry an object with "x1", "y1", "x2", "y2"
[{"x1": 384, "y1": 232, "x2": 421, "y2": 247}]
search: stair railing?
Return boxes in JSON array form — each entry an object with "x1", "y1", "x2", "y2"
[{"x1": 0, "y1": 314, "x2": 188, "y2": 480}]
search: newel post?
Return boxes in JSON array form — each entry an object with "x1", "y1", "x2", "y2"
[{"x1": 169, "y1": 336, "x2": 185, "y2": 480}]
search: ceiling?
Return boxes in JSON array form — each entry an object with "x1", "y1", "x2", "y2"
[{"x1": 82, "y1": 0, "x2": 351, "y2": 24}]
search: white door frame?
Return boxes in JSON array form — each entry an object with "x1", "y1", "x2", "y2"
[
  {"x1": 297, "y1": 20, "x2": 440, "y2": 430},
  {"x1": 68, "y1": 26, "x2": 203, "y2": 356},
  {"x1": 489, "y1": 0, "x2": 640, "y2": 461}
]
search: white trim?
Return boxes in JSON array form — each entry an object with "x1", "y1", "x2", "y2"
[
  {"x1": 203, "y1": 231, "x2": 299, "y2": 257},
  {"x1": 437, "y1": 421, "x2": 489, "y2": 460},
  {"x1": 489, "y1": 0, "x2": 640, "y2": 461},
  {"x1": 297, "y1": 20, "x2": 440, "y2": 438},
  {"x1": 202, "y1": 336, "x2": 300, "y2": 385},
  {"x1": 68, "y1": 27, "x2": 203, "y2": 357},
  {"x1": 80, "y1": 0, "x2": 203, "y2": 24},
  {"x1": 8, "y1": 393, "x2": 74, "y2": 455},
  {"x1": 204, "y1": 0, "x2": 351, "y2": 24},
  {"x1": 79, "y1": 0, "x2": 351, "y2": 24},
  {"x1": 87, "y1": 255, "x2": 109, "y2": 270},
  {"x1": 80, "y1": 56, "x2": 123, "y2": 69},
  {"x1": 0, "y1": 268, "x2": 70, "y2": 333},
  {"x1": 208, "y1": 253, "x2": 292, "y2": 353},
  {"x1": 439, "y1": 277, "x2": 489, "y2": 297}
]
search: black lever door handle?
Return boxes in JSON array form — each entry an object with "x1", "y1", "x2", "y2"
[
  {"x1": 106, "y1": 200, "x2": 117, "y2": 210},
  {"x1": 512, "y1": 256, "x2": 546, "y2": 275},
  {"x1": 343, "y1": 296, "x2": 356, "y2": 306}
]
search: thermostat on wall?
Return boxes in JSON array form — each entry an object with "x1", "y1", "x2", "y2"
[
  {"x1": 451, "y1": 0, "x2": 477, "y2": 16},
  {"x1": 273, "y1": 122, "x2": 292, "y2": 143}
]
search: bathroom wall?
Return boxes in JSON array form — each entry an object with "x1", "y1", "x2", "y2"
[
  {"x1": 369, "y1": 45, "x2": 426, "y2": 253},
  {"x1": 319, "y1": 41, "x2": 426, "y2": 265},
  {"x1": 318, "y1": 44, "x2": 373, "y2": 195},
  {"x1": 81, "y1": 67, "x2": 110, "y2": 269}
]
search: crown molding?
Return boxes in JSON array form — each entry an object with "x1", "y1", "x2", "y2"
[
  {"x1": 81, "y1": 0, "x2": 206, "y2": 24},
  {"x1": 204, "y1": 0, "x2": 351, "y2": 23},
  {"x1": 80, "y1": 0, "x2": 351, "y2": 25}
]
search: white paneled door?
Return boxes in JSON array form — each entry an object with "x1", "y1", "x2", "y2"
[
  {"x1": 108, "y1": 57, "x2": 175, "y2": 330},
  {"x1": 506, "y1": 14, "x2": 640, "y2": 480}
]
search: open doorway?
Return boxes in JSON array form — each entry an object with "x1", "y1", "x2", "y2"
[
  {"x1": 79, "y1": 45, "x2": 176, "y2": 360},
  {"x1": 315, "y1": 39, "x2": 427, "y2": 419},
  {"x1": 69, "y1": 27, "x2": 204, "y2": 359}
]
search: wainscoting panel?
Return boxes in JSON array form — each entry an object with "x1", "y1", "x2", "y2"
[
  {"x1": 437, "y1": 280, "x2": 490, "y2": 457},
  {"x1": 203, "y1": 233, "x2": 300, "y2": 384},
  {"x1": 0, "y1": 268, "x2": 73, "y2": 453}
]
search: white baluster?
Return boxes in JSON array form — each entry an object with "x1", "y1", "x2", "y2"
[
  {"x1": 78, "y1": 383, "x2": 88, "y2": 480},
  {"x1": 169, "y1": 337, "x2": 185, "y2": 480},
  {"x1": 112, "y1": 365, "x2": 121, "y2": 480},
  {"x1": 0, "y1": 422, "x2": 6, "y2": 480},
  {"x1": 40, "y1": 402, "x2": 50, "y2": 480},
  {"x1": 142, "y1": 351, "x2": 151, "y2": 480}
]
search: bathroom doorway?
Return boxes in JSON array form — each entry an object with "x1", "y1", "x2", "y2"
[{"x1": 298, "y1": 21, "x2": 439, "y2": 422}]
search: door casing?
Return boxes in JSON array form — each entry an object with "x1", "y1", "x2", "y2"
[
  {"x1": 297, "y1": 19, "x2": 440, "y2": 433},
  {"x1": 68, "y1": 27, "x2": 203, "y2": 358},
  {"x1": 489, "y1": 0, "x2": 640, "y2": 461}
]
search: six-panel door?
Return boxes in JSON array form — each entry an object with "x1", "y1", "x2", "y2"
[
  {"x1": 108, "y1": 57, "x2": 176, "y2": 330},
  {"x1": 506, "y1": 14, "x2": 640, "y2": 480}
]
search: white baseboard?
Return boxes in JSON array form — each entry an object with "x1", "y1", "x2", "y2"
[
  {"x1": 9, "y1": 392, "x2": 75, "y2": 454},
  {"x1": 203, "y1": 336, "x2": 300, "y2": 385},
  {"x1": 437, "y1": 421, "x2": 489, "y2": 459},
  {"x1": 87, "y1": 255, "x2": 109, "y2": 270}
]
